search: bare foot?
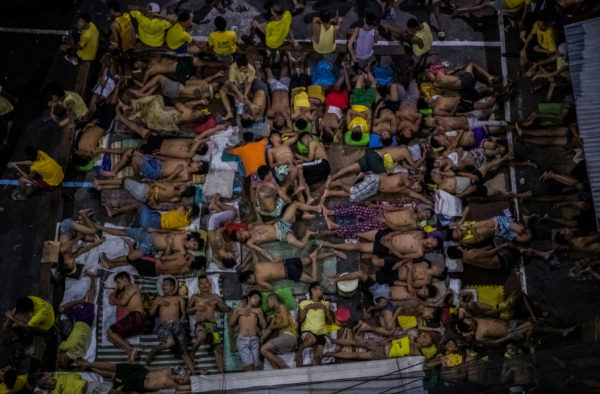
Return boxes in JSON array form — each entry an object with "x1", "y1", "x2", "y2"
[
  {"x1": 292, "y1": 185, "x2": 306, "y2": 196},
  {"x1": 331, "y1": 250, "x2": 348, "y2": 260},
  {"x1": 542, "y1": 249, "x2": 554, "y2": 260},
  {"x1": 301, "y1": 212, "x2": 316, "y2": 220},
  {"x1": 321, "y1": 205, "x2": 335, "y2": 217},
  {"x1": 518, "y1": 190, "x2": 533, "y2": 201},
  {"x1": 319, "y1": 189, "x2": 330, "y2": 205},
  {"x1": 222, "y1": 111, "x2": 233, "y2": 121},
  {"x1": 324, "y1": 175, "x2": 332, "y2": 190},
  {"x1": 103, "y1": 204, "x2": 116, "y2": 217},
  {"x1": 562, "y1": 326, "x2": 575, "y2": 337},
  {"x1": 515, "y1": 123, "x2": 523, "y2": 138},
  {"x1": 324, "y1": 215, "x2": 338, "y2": 231}
]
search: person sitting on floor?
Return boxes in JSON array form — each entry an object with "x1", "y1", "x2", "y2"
[{"x1": 8, "y1": 147, "x2": 64, "y2": 201}]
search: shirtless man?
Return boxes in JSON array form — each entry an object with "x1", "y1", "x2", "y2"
[
  {"x1": 239, "y1": 78, "x2": 268, "y2": 126},
  {"x1": 501, "y1": 342, "x2": 539, "y2": 391},
  {"x1": 99, "y1": 226, "x2": 202, "y2": 256},
  {"x1": 430, "y1": 154, "x2": 531, "y2": 199},
  {"x1": 229, "y1": 290, "x2": 266, "y2": 371},
  {"x1": 424, "y1": 115, "x2": 506, "y2": 134},
  {"x1": 326, "y1": 331, "x2": 432, "y2": 361},
  {"x1": 239, "y1": 246, "x2": 340, "y2": 291},
  {"x1": 266, "y1": 62, "x2": 292, "y2": 132},
  {"x1": 452, "y1": 207, "x2": 535, "y2": 245},
  {"x1": 420, "y1": 62, "x2": 498, "y2": 94},
  {"x1": 103, "y1": 149, "x2": 208, "y2": 182},
  {"x1": 58, "y1": 209, "x2": 105, "y2": 273},
  {"x1": 380, "y1": 205, "x2": 433, "y2": 232},
  {"x1": 146, "y1": 277, "x2": 195, "y2": 373},
  {"x1": 92, "y1": 179, "x2": 195, "y2": 206},
  {"x1": 321, "y1": 172, "x2": 429, "y2": 205},
  {"x1": 231, "y1": 202, "x2": 318, "y2": 261},
  {"x1": 100, "y1": 240, "x2": 206, "y2": 275},
  {"x1": 425, "y1": 339, "x2": 467, "y2": 383},
  {"x1": 73, "y1": 121, "x2": 104, "y2": 163},
  {"x1": 253, "y1": 166, "x2": 292, "y2": 221},
  {"x1": 268, "y1": 131, "x2": 300, "y2": 190},
  {"x1": 75, "y1": 360, "x2": 191, "y2": 392},
  {"x1": 115, "y1": 108, "x2": 227, "y2": 159},
  {"x1": 432, "y1": 147, "x2": 488, "y2": 172},
  {"x1": 372, "y1": 86, "x2": 400, "y2": 144},
  {"x1": 396, "y1": 259, "x2": 447, "y2": 291},
  {"x1": 295, "y1": 132, "x2": 331, "y2": 187},
  {"x1": 395, "y1": 80, "x2": 422, "y2": 142},
  {"x1": 130, "y1": 71, "x2": 224, "y2": 101},
  {"x1": 330, "y1": 145, "x2": 424, "y2": 181},
  {"x1": 457, "y1": 315, "x2": 573, "y2": 345},
  {"x1": 206, "y1": 193, "x2": 238, "y2": 269},
  {"x1": 106, "y1": 272, "x2": 145, "y2": 362},
  {"x1": 554, "y1": 228, "x2": 600, "y2": 255},
  {"x1": 187, "y1": 275, "x2": 230, "y2": 373},
  {"x1": 432, "y1": 128, "x2": 507, "y2": 157},
  {"x1": 323, "y1": 229, "x2": 441, "y2": 260}
]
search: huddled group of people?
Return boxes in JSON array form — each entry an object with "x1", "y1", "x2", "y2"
[{"x1": 2, "y1": 0, "x2": 600, "y2": 392}]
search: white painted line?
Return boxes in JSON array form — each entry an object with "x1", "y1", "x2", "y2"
[{"x1": 0, "y1": 27, "x2": 69, "y2": 35}]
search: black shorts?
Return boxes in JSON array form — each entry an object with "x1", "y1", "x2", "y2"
[
  {"x1": 284, "y1": 258, "x2": 303, "y2": 282},
  {"x1": 127, "y1": 256, "x2": 157, "y2": 276},
  {"x1": 472, "y1": 169, "x2": 488, "y2": 197},
  {"x1": 303, "y1": 159, "x2": 331, "y2": 185},
  {"x1": 358, "y1": 149, "x2": 386, "y2": 174},
  {"x1": 139, "y1": 133, "x2": 164, "y2": 155},
  {"x1": 373, "y1": 229, "x2": 392, "y2": 256},
  {"x1": 303, "y1": 331, "x2": 327, "y2": 346},
  {"x1": 376, "y1": 99, "x2": 400, "y2": 117},
  {"x1": 290, "y1": 74, "x2": 310, "y2": 91}
]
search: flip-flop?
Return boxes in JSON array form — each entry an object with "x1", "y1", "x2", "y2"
[{"x1": 437, "y1": 31, "x2": 446, "y2": 39}]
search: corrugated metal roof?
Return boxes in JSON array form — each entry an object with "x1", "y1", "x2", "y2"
[{"x1": 565, "y1": 17, "x2": 600, "y2": 231}]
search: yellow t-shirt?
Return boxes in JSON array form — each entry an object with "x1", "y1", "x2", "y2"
[
  {"x1": 30, "y1": 151, "x2": 64, "y2": 187},
  {"x1": 531, "y1": 22, "x2": 557, "y2": 52},
  {"x1": 0, "y1": 374, "x2": 27, "y2": 394},
  {"x1": 293, "y1": 91, "x2": 310, "y2": 110},
  {"x1": 313, "y1": 24, "x2": 336, "y2": 54},
  {"x1": 349, "y1": 115, "x2": 369, "y2": 132},
  {"x1": 209, "y1": 30, "x2": 238, "y2": 55},
  {"x1": 27, "y1": 296, "x2": 55, "y2": 331},
  {"x1": 161, "y1": 210, "x2": 190, "y2": 230},
  {"x1": 130, "y1": 10, "x2": 172, "y2": 47},
  {"x1": 166, "y1": 23, "x2": 192, "y2": 50},
  {"x1": 299, "y1": 300, "x2": 330, "y2": 335},
  {"x1": 115, "y1": 13, "x2": 137, "y2": 52},
  {"x1": 228, "y1": 63, "x2": 256, "y2": 86},
  {"x1": 504, "y1": 0, "x2": 531, "y2": 10},
  {"x1": 388, "y1": 336, "x2": 410, "y2": 358},
  {"x1": 413, "y1": 22, "x2": 433, "y2": 56},
  {"x1": 77, "y1": 22, "x2": 99, "y2": 61},
  {"x1": 266, "y1": 11, "x2": 292, "y2": 49},
  {"x1": 59, "y1": 321, "x2": 92, "y2": 359},
  {"x1": 51, "y1": 373, "x2": 86, "y2": 394},
  {"x1": 63, "y1": 91, "x2": 88, "y2": 119}
]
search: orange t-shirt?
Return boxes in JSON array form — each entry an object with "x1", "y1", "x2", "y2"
[{"x1": 232, "y1": 139, "x2": 267, "y2": 175}]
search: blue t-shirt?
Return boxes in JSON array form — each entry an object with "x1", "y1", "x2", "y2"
[{"x1": 369, "y1": 134, "x2": 397, "y2": 149}]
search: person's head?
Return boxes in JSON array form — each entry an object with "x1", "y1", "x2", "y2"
[
  {"x1": 505, "y1": 341, "x2": 519, "y2": 357},
  {"x1": 179, "y1": 185, "x2": 196, "y2": 199},
  {"x1": 221, "y1": 257, "x2": 236, "y2": 269},
  {"x1": 351, "y1": 130, "x2": 363, "y2": 141},
  {"x1": 457, "y1": 317, "x2": 474, "y2": 334},
  {"x1": 77, "y1": 12, "x2": 92, "y2": 31},
  {"x1": 417, "y1": 331, "x2": 433, "y2": 347},
  {"x1": 407, "y1": 18, "x2": 420, "y2": 32},
  {"x1": 416, "y1": 284, "x2": 437, "y2": 299},
  {"x1": 246, "y1": 290, "x2": 262, "y2": 307},
  {"x1": 299, "y1": 131, "x2": 312, "y2": 146},
  {"x1": 172, "y1": 371, "x2": 190, "y2": 385},
  {"x1": 107, "y1": 1, "x2": 121, "y2": 17},
  {"x1": 430, "y1": 136, "x2": 444, "y2": 151},
  {"x1": 431, "y1": 264, "x2": 447, "y2": 279},
  {"x1": 321, "y1": 129, "x2": 334, "y2": 144},
  {"x1": 186, "y1": 204, "x2": 200, "y2": 219},
  {"x1": 269, "y1": 130, "x2": 282, "y2": 145},
  {"x1": 243, "y1": 131, "x2": 254, "y2": 143},
  {"x1": 191, "y1": 255, "x2": 206, "y2": 271},
  {"x1": 417, "y1": 72, "x2": 433, "y2": 84},
  {"x1": 214, "y1": 16, "x2": 227, "y2": 31},
  {"x1": 271, "y1": 4, "x2": 284, "y2": 18},
  {"x1": 114, "y1": 271, "x2": 132, "y2": 289},
  {"x1": 267, "y1": 293, "x2": 281, "y2": 309},
  {"x1": 364, "y1": 12, "x2": 378, "y2": 28},
  {"x1": 185, "y1": 232, "x2": 204, "y2": 250},
  {"x1": 195, "y1": 143, "x2": 209, "y2": 156},
  {"x1": 399, "y1": 127, "x2": 413, "y2": 140},
  {"x1": 236, "y1": 55, "x2": 249, "y2": 73},
  {"x1": 2, "y1": 370, "x2": 18, "y2": 390},
  {"x1": 239, "y1": 270, "x2": 256, "y2": 285},
  {"x1": 45, "y1": 81, "x2": 65, "y2": 101},
  {"x1": 446, "y1": 245, "x2": 463, "y2": 259},
  {"x1": 294, "y1": 118, "x2": 308, "y2": 132},
  {"x1": 319, "y1": 9, "x2": 332, "y2": 23},
  {"x1": 240, "y1": 116, "x2": 254, "y2": 129},
  {"x1": 380, "y1": 131, "x2": 393, "y2": 147},
  {"x1": 445, "y1": 339, "x2": 458, "y2": 353},
  {"x1": 309, "y1": 282, "x2": 323, "y2": 300},
  {"x1": 197, "y1": 275, "x2": 211, "y2": 293},
  {"x1": 25, "y1": 146, "x2": 38, "y2": 161},
  {"x1": 15, "y1": 297, "x2": 34, "y2": 315},
  {"x1": 191, "y1": 161, "x2": 210, "y2": 175},
  {"x1": 162, "y1": 277, "x2": 177, "y2": 295},
  {"x1": 257, "y1": 165, "x2": 271, "y2": 181},
  {"x1": 231, "y1": 229, "x2": 251, "y2": 243},
  {"x1": 37, "y1": 373, "x2": 57, "y2": 391},
  {"x1": 417, "y1": 208, "x2": 433, "y2": 222},
  {"x1": 129, "y1": 56, "x2": 146, "y2": 72},
  {"x1": 178, "y1": 11, "x2": 192, "y2": 28},
  {"x1": 409, "y1": 180, "x2": 424, "y2": 193},
  {"x1": 423, "y1": 233, "x2": 442, "y2": 250},
  {"x1": 422, "y1": 306, "x2": 436, "y2": 320},
  {"x1": 273, "y1": 114, "x2": 286, "y2": 130}
]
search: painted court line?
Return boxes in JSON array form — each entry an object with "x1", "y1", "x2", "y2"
[{"x1": 0, "y1": 180, "x2": 92, "y2": 187}]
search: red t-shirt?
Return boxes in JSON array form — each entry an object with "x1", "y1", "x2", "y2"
[{"x1": 326, "y1": 90, "x2": 349, "y2": 110}]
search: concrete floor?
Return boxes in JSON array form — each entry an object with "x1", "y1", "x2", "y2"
[{"x1": 0, "y1": 0, "x2": 598, "y2": 391}]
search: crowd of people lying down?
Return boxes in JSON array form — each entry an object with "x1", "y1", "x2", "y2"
[{"x1": 2, "y1": 0, "x2": 600, "y2": 392}]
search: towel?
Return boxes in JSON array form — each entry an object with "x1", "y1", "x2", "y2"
[
  {"x1": 434, "y1": 189, "x2": 462, "y2": 217},
  {"x1": 203, "y1": 169, "x2": 236, "y2": 199}
]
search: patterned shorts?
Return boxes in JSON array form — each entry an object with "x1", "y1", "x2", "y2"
[{"x1": 349, "y1": 174, "x2": 380, "y2": 202}]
